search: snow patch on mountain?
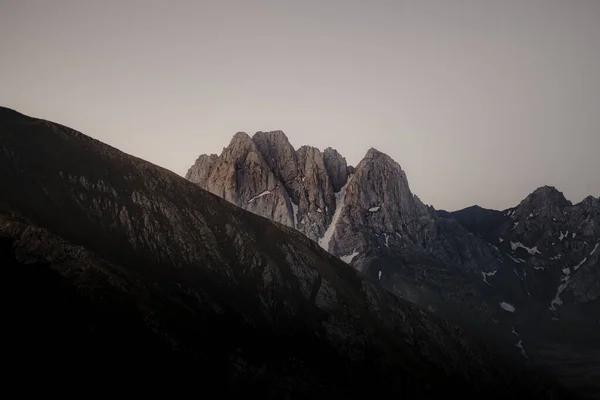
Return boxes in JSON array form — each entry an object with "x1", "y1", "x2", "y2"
[
  {"x1": 507, "y1": 254, "x2": 525, "y2": 264},
  {"x1": 516, "y1": 340, "x2": 530, "y2": 360},
  {"x1": 248, "y1": 190, "x2": 272, "y2": 203},
  {"x1": 341, "y1": 249, "x2": 359, "y2": 264},
  {"x1": 500, "y1": 302, "x2": 516, "y2": 312},
  {"x1": 559, "y1": 231, "x2": 568, "y2": 241},
  {"x1": 510, "y1": 241, "x2": 541, "y2": 255},
  {"x1": 481, "y1": 270, "x2": 497, "y2": 285},
  {"x1": 318, "y1": 177, "x2": 352, "y2": 251},
  {"x1": 573, "y1": 257, "x2": 587, "y2": 271},
  {"x1": 550, "y1": 266, "x2": 573, "y2": 311}
]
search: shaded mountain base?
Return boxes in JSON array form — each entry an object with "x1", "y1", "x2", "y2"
[
  {"x1": 0, "y1": 237, "x2": 193, "y2": 379},
  {"x1": 0, "y1": 233, "x2": 576, "y2": 399}
]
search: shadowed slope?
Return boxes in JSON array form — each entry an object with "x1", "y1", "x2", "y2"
[{"x1": 0, "y1": 107, "x2": 574, "y2": 398}]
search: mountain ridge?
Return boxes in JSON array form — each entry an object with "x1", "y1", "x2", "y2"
[
  {"x1": 186, "y1": 129, "x2": 600, "y2": 398},
  {"x1": 1, "y1": 106, "x2": 579, "y2": 397}
]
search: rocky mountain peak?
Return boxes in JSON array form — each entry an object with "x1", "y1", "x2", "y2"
[
  {"x1": 352, "y1": 147, "x2": 412, "y2": 196},
  {"x1": 580, "y1": 195, "x2": 600, "y2": 207},
  {"x1": 186, "y1": 132, "x2": 346, "y2": 241},
  {"x1": 325, "y1": 147, "x2": 431, "y2": 259},
  {"x1": 322, "y1": 147, "x2": 349, "y2": 192},
  {"x1": 294, "y1": 145, "x2": 336, "y2": 239},
  {"x1": 224, "y1": 131, "x2": 258, "y2": 157},
  {"x1": 185, "y1": 153, "x2": 218, "y2": 183},
  {"x1": 184, "y1": 133, "x2": 600, "y2": 383},
  {"x1": 231, "y1": 131, "x2": 253, "y2": 143},
  {"x1": 364, "y1": 147, "x2": 385, "y2": 159},
  {"x1": 359, "y1": 147, "x2": 403, "y2": 171},
  {"x1": 526, "y1": 185, "x2": 570, "y2": 206},
  {"x1": 251, "y1": 130, "x2": 299, "y2": 196},
  {"x1": 253, "y1": 129, "x2": 289, "y2": 141},
  {"x1": 511, "y1": 185, "x2": 571, "y2": 220},
  {"x1": 187, "y1": 137, "x2": 435, "y2": 258},
  {"x1": 251, "y1": 130, "x2": 295, "y2": 162}
]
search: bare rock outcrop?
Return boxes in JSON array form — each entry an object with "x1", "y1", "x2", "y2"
[
  {"x1": 186, "y1": 131, "x2": 348, "y2": 240},
  {"x1": 323, "y1": 147, "x2": 349, "y2": 192}
]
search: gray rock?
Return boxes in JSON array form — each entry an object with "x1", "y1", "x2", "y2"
[
  {"x1": 295, "y1": 145, "x2": 336, "y2": 240},
  {"x1": 185, "y1": 153, "x2": 218, "y2": 185},
  {"x1": 188, "y1": 132, "x2": 294, "y2": 227},
  {"x1": 186, "y1": 131, "x2": 348, "y2": 240},
  {"x1": 328, "y1": 147, "x2": 430, "y2": 258},
  {"x1": 323, "y1": 147, "x2": 348, "y2": 192},
  {"x1": 252, "y1": 130, "x2": 300, "y2": 200}
]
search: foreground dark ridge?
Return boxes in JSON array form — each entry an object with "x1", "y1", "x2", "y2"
[{"x1": 0, "y1": 107, "x2": 576, "y2": 397}]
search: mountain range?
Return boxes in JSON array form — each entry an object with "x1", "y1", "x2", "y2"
[
  {"x1": 187, "y1": 129, "x2": 600, "y2": 397},
  {"x1": 0, "y1": 107, "x2": 596, "y2": 397}
]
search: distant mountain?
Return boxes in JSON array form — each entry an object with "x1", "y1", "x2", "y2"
[
  {"x1": 439, "y1": 205, "x2": 506, "y2": 240},
  {"x1": 0, "y1": 106, "x2": 575, "y2": 397},
  {"x1": 449, "y1": 186, "x2": 600, "y2": 322},
  {"x1": 187, "y1": 130, "x2": 600, "y2": 398}
]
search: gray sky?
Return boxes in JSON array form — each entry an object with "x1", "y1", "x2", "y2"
[{"x1": 1, "y1": 0, "x2": 599, "y2": 211}]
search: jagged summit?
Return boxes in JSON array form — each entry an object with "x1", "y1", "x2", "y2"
[
  {"x1": 579, "y1": 195, "x2": 600, "y2": 206},
  {"x1": 532, "y1": 185, "x2": 567, "y2": 197},
  {"x1": 364, "y1": 147, "x2": 385, "y2": 159},
  {"x1": 252, "y1": 130, "x2": 289, "y2": 140},
  {"x1": 185, "y1": 153, "x2": 219, "y2": 183},
  {"x1": 511, "y1": 185, "x2": 571, "y2": 220},
  {"x1": 187, "y1": 132, "x2": 433, "y2": 261},
  {"x1": 231, "y1": 131, "x2": 252, "y2": 141},
  {"x1": 186, "y1": 131, "x2": 434, "y2": 250},
  {"x1": 359, "y1": 147, "x2": 404, "y2": 171},
  {"x1": 462, "y1": 205, "x2": 486, "y2": 212},
  {"x1": 226, "y1": 132, "x2": 258, "y2": 154},
  {"x1": 186, "y1": 131, "x2": 356, "y2": 240},
  {"x1": 525, "y1": 185, "x2": 571, "y2": 206},
  {"x1": 323, "y1": 147, "x2": 349, "y2": 192},
  {"x1": 185, "y1": 132, "x2": 600, "y2": 332}
]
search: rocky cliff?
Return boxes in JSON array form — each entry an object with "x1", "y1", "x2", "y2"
[
  {"x1": 187, "y1": 133, "x2": 511, "y2": 322},
  {"x1": 187, "y1": 131, "x2": 600, "y2": 398},
  {"x1": 186, "y1": 131, "x2": 350, "y2": 241}
]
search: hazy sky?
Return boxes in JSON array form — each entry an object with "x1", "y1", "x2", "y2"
[{"x1": 1, "y1": 0, "x2": 599, "y2": 211}]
